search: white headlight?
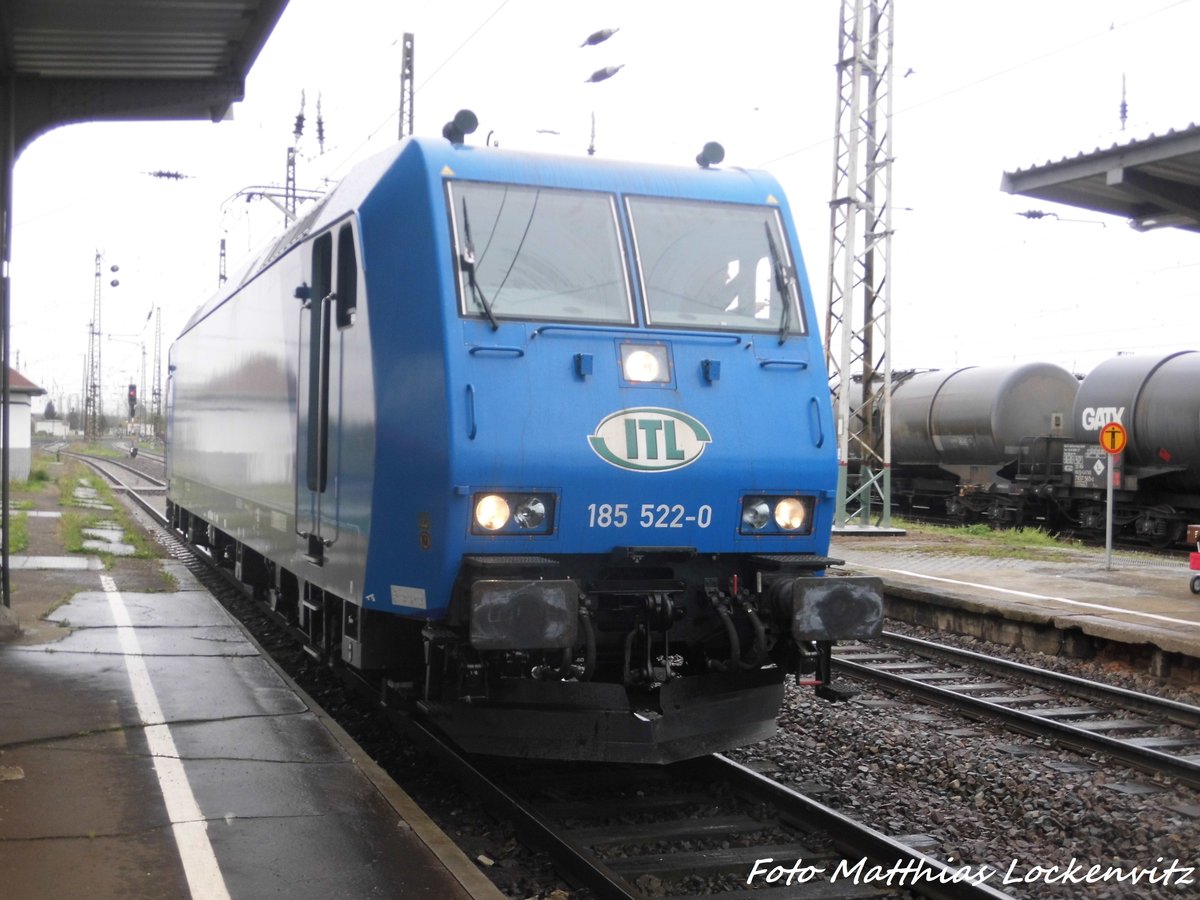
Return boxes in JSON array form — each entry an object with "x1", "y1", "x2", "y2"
[
  {"x1": 619, "y1": 343, "x2": 671, "y2": 383},
  {"x1": 475, "y1": 494, "x2": 511, "y2": 531},
  {"x1": 774, "y1": 497, "x2": 808, "y2": 531},
  {"x1": 623, "y1": 349, "x2": 662, "y2": 383}
]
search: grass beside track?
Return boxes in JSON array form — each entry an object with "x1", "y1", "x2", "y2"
[
  {"x1": 55, "y1": 458, "x2": 161, "y2": 562},
  {"x1": 889, "y1": 518, "x2": 1086, "y2": 562}
]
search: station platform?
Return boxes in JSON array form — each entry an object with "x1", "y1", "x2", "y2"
[
  {"x1": 831, "y1": 528, "x2": 1200, "y2": 684},
  {"x1": 0, "y1": 561, "x2": 503, "y2": 899}
]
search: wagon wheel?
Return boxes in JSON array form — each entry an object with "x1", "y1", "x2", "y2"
[
  {"x1": 1191, "y1": 574, "x2": 1200, "y2": 596},
  {"x1": 1149, "y1": 505, "x2": 1185, "y2": 548}
]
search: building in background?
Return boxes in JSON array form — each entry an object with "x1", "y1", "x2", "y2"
[{"x1": 6, "y1": 369, "x2": 46, "y2": 480}]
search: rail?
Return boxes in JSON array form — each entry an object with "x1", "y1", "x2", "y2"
[{"x1": 835, "y1": 632, "x2": 1200, "y2": 789}]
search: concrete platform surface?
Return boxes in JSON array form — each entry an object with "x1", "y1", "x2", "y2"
[{"x1": 0, "y1": 565, "x2": 502, "y2": 900}]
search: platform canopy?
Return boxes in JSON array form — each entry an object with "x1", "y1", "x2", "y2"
[
  {"x1": 1001, "y1": 123, "x2": 1200, "y2": 234},
  {"x1": 0, "y1": 0, "x2": 291, "y2": 612},
  {"x1": 0, "y1": 0, "x2": 291, "y2": 154}
]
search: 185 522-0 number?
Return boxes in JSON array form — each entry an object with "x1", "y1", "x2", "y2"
[{"x1": 586, "y1": 503, "x2": 713, "y2": 529}]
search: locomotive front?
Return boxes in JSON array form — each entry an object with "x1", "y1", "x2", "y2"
[{"x1": 362, "y1": 140, "x2": 883, "y2": 762}]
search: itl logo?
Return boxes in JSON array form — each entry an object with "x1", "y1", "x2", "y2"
[
  {"x1": 588, "y1": 407, "x2": 712, "y2": 472},
  {"x1": 1080, "y1": 406, "x2": 1125, "y2": 431}
]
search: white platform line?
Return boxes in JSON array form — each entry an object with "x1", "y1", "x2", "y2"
[
  {"x1": 853, "y1": 564, "x2": 1200, "y2": 629},
  {"x1": 102, "y1": 575, "x2": 231, "y2": 900}
]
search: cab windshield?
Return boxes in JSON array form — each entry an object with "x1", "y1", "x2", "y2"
[
  {"x1": 447, "y1": 181, "x2": 632, "y2": 325},
  {"x1": 626, "y1": 197, "x2": 805, "y2": 337}
]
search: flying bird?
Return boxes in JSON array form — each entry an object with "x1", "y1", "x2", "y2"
[
  {"x1": 580, "y1": 27, "x2": 619, "y2": 47},
  {"x1": 586, "y1": 64, "x2": 624, "y2": 83}
]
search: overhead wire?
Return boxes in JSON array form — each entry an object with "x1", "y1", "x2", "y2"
[
  {"x1": 325, "y1": 0, "x2": 513, "y2": 180},
  {"x1": 756, "y1": 0, "x2": 1198, "y2": 169}
]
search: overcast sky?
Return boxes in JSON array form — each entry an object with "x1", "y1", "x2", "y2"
[{"x1": 11, "y1": 0, "x2": 1199, "y2": 414}]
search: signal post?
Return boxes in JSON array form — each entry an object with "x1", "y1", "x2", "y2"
[{"x1": 1100, "y1": 422, "x2": 1127, "y2": 570}]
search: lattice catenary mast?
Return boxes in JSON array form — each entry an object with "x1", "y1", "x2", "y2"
[
  {"x1": 84, "y1": 251, "x2": 103, "y2": 440},
  {"x1": 398, "y1": 33, "x2": 415, "y2": 139},
  {"x1": 824, "y1": 0, "x2": 897, "y2": 531},
  {"x1": 151, "y1": 306, "x2": 163, "y2": 437}
]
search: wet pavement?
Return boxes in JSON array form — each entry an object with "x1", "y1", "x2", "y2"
[{"x1": 0, "y1": 451, "x2": 502, "y2": 900}]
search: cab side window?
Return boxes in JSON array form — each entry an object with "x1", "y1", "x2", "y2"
[
  {"x1": 306, "y1": 232, "x2": 333, "y2": 493},
  {"x1": 336, "y1": 224, "x2": 357, "y2": 328}
]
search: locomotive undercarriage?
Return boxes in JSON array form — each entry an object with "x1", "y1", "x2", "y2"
[
  {"x1": 418, "y1": 549, "x2": 883, "y2": 762},
  {"x1": 172, "y1": 505, "x2": 882, "y2": 762}
]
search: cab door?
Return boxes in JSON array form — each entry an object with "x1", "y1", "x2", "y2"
[{"x1": 296, "y1": 223, "x2": 358, "y2": 564}]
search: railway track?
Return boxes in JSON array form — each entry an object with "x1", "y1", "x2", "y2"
[
  {"x1": 398, "y1": 715, "x2": 1015, "y2": 900},
  {"x1": 76, "y1": 460, "x2": 1017, "y2": 900},
  {"x1": 63, "y1": 448, "x2": 166, "y2": 494},
  {"x1": 835, "y1": 632, "x2": 1200, "y2": 789},
  {"x1": 69, "y1": 452, "x2": 169, "y2": 534},
  {"x1": 126, "y1": 446, "x2": 164, "y2": 465},
  {"x1": 71, "y1": 449, "x2": 1200, "y2": 897}
]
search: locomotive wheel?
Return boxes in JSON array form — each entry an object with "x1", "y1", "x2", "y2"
[{"x1": 1191, "y1": 575, "x2": 1200, "y2": 596}]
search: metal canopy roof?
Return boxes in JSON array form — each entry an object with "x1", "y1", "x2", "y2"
[
  {"x1": 0, "y1": 0, "x2": 291, "y2": 153},
  {"x1": 1000, "y1": 122, "x2": 1200, "y2": 233},
  {"x1": 0, "y1": 0, "x2": 291, "y2": 611}
]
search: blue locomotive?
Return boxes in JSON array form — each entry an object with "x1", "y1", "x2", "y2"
[{"x1": 167, "y1": 115, "x2": 883, "y2": 763}]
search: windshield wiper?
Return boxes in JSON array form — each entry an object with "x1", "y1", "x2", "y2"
[
  {"x1": 460, "y1": 198, "x2": 499, "y2": 331},
  {"x1": 764, "y1": 222, "x2": 795, "y2": 345}
]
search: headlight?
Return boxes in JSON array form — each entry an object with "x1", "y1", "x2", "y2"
[
  {"x1": 474, "y1": 494, "x2": 511, "y2": 531},
  {"x1": 741, "y1": 499, "x2": 771, "y2": 530},
  {"x1": 620, "y1": 343, "x2": 671, "y2": 384},
  {"x1": 471, "y1": 492, "x2": 557, "y2": 535},
  {"x1": 739, "y1": 494, "x2": 815, "y2": 535},
  {"x1": 514, "y1": 496, "x2": 547, "y2": 529},
  {"x1": 624, "y1": 349, "x2": 662, "y2": 382},
  {"x1": 774, "y1": 497, "x2": 809, "y2": 531}
]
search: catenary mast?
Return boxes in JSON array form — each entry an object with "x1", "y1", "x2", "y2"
[
  {"x1": 85, "y1": 252, "x2": 103, "y2": 439},
  {"x1": 151, "y1": 307, "x2": 162, "y2": 437},
  {"x1": 398, "y1": 33, "x2": 415, "y2": 139},
  {"x1": 824, "y1": 0, "x2": 898, "y2": 531}
]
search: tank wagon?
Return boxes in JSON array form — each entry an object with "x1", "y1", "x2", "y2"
[
  {"x1": 1064, "y1": 350, "x2": 1200, "y2": 544},
  {"x1": 886, "y1": 353, "x2": 1200, "y2": 545},
  {"x1": 166, "y1": 123, "x2": 883, "y2": 763},
  {"x1": 887, "y1": 363, "x2": 1080, "y2": 523}
]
